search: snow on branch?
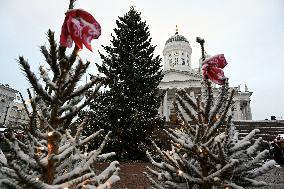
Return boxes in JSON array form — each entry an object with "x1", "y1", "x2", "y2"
[
  {"x1": 39, "y1": 65, "x2": 57, "y2": 91},
  {"x1": 18, "y1": 56, "x2": 53, "y2": 102},
  {"x1": 147, "y1": 79, "x2": 275, "y2": 188},
  {"x1": 67, "y1": 76, "x2": 103, "y2": 100}
]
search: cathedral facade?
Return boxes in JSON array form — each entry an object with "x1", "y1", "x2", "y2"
[{"x1": 158, "y1": 30, "x2": 252, "y2": 121}]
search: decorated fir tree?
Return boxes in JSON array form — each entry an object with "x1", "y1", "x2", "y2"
[
  {"x1": 86, "y1": 6, "x2": 164, "y2": 160},
  {"x1": 0, "y1": 1, "x2": 119, "y2": 188},
  {"x1": 145, "y1": 37, "x2": 275, "y2": 189}
]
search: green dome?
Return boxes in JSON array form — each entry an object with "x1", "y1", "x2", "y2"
[{"x1": 165, "y1": 32, "x2": 189, "y2": 45}]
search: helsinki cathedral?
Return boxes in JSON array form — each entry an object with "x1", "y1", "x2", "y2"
[{"x1": 158, "y1": 28, "x2": 253, "y2": 121}]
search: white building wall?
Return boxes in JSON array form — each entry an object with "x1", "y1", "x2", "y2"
[
  {"x1": 158, "y1": 32, "x2": 253, "y2": 122},
  {"x1": 0, "y1": 84, "x2": 17, "y2": 124}
]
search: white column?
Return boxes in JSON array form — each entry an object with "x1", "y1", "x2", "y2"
[
  {"x1": 163, "y1": 90, "x2": 169, "y2": 121},
  {"x1": 158, "y1": 98, "x2": 163, "y2": 117},
  {"x1": 247, "y1": 100, "x2": 252, "y2": 120},
  {"x1": 234, "y1": 101, "x2": 241, "y2": 120},
  {"x1": 244, "y1": 105, "x2": 248, "y2": 120}
]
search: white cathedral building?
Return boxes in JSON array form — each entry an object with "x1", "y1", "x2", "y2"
[{"x1": 158, "y1": 30, "x2": 252, "y2": 121}]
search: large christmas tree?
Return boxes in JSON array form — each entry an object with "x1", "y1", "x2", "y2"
[
  {"x1": 145, "y1": 37, "x2": 275, "y2": 189},
  {"x1": 0, "y1": 1, "x2": 119, "y2": 188},
  {"x1": 86, "y1": 6, "x2": 164, "y2": 160}
]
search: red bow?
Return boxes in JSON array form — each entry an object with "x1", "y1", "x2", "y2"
[
  {"x1": 202, "y1": 54, "x2": 227, "y2": 85},
  {"x1": 60, "y1": 9, "x2": 101, "y2": 52}
]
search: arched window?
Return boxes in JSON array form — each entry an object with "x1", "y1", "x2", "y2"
[
  {"x1": 181, "y1": 58, "x2": 185, "y2": 65},
  {"x1": 174, "y1": 58, "x2": 178, "y2": 65}
]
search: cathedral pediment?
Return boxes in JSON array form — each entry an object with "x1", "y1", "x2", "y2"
[{"x1": 161, "y1": 69, "x2": 202, "y2": 83}]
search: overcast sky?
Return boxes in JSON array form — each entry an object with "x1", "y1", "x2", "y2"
[{"x1": 0, "y1": 0, "x2": 283, "y2": 120}]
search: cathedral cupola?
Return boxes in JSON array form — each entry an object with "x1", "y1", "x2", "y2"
[{"x1": 163, "y1": 26, "x2": 192, "y2": 71}]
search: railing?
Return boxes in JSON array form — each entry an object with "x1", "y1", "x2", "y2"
[{"x1": 234, "y1": 120, "x2": 284, "y2": 141}]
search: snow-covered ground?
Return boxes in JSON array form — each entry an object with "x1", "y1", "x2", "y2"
[{"x1": 248, "y1": 165, "x2": 284, "y2": 189}]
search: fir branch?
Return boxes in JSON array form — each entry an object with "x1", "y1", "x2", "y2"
[
  {"x1": 196, "y1": 95, "x2": 205, "y2": 125},
  {"x1": 143, "y1": 172, "x2": 164, "y2": 189},
  {"x1": 47, "y1": 30, "x2": 59, "y2": 77},
  {"x1": 174, "y1": 103, "x2": 195, "y2": 134},
  {"x1": 60, "y1": 82, "x2": 103, "y2": 127},
  {"x1": 0, "y1": 179, "x2": 22, "y2": 189},
  {"x1": 243, "y1": 178, "x2": 267, "y2": 187},
  {"x1": 62, "y1": 59, "x2": 90, "y2": 99},
  {"x1": 58, "y1": 46, "x2": 67, "y2": 62},
  {"x1": 7, "y1": 140, "x2": 39, "y2": 170},
  {"x1": 19, "y1": 91, "x2": 30, "y2": 118},
  {"x1": 39, "y1": 65, "x2": 57, "y2": 91},
  {"x1": 161, "y1": 150, "x2": 180, "y2": 171},
  {"x1": 206, "y1": 89, "x2": 235, "y2": 140},
  {"x1": 91, "y1": 161, "x2": 120, "y2": 184},
  {"x1": 209, "y1": 84, "x2": 228, "y2": 125},
  {"x1": 247, "y1": 160, "x2": 275, "y2": 178},
  {"x1": 175, "y1": 94, "x2": 198, "y2": 123},
  {"x1": 40, "y1": 46, "x2": 52, "y2": 67},
  {"x1": 67, "y1": 76, "x2": 102, "y2": 101},
  {"x1": 204, "y1": 80, "x2": 213, "y2": 123},
  {"x1": 0, "y1": 167, "x2": 18, "y2": 180},
  {"x1": 11, "y1": 162, "x2": 50, "y2": 189},
  {"x1": 206, "y1": 159, "x2": 238, "y2": 182},
  {"x1": 164, "y1": 129, "x2": 195, "y2": 151},
  {"x1": 74, "y1": 119, "x2": 86, "y2": 142},
  {"x1": 18, "y1": 57, "x2": 53, "y2": 103},
  {"x1": 216, "y1": 141, "x2": 226, "y2": 164},
  {"x1": 176, "y1": 89, "x2": 198, "y2": 111},
  {"x1": 178, "y1": 155, "x2": 202, "y2": 179},
  {"x1": 194, "y1": 124, "x2": 202, "y2": 144},
  {"x1": 79, "y1": 129, "x2": 105, "y2": 146},
  {"x1": 83, "y1": 131, "x2": 113, "y2": 167},
  {"x1": 58, "y1": 95, "x2": 84, "y2": 116},
  {"x1": 54, "y1": 168, "x2": 93, "y2": 186}
]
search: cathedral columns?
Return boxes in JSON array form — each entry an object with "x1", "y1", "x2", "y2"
[
  {"x1": 234, "y1": 100, "x2": 241, "y2": 120},
  {"x1": 243, "y1": 105, "x2": 248, "y2": 120},
  {"x1": 163, "y1": 90, "x2": 169, "y2": 121},
  {"x1": 247, "y1": 100, "x2": 252, "y2": 120},
  {"x1": 243, "y1": 100, "x2": 252, "y2": 120}
]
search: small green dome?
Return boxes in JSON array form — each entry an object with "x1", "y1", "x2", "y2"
[{"x1": 165, "y1": 32, "x2": 189, "y2": 45}]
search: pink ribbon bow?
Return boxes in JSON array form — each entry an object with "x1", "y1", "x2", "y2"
[
  {"x1": 60, "y1": 9, "x2": 101, "y2": 52},
  {"x1": 202, "y1": 54, "x2": 227, "y2": 85}
]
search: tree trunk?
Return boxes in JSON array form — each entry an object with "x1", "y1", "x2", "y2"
[
  {"x1": 46, "y1": 131, "x2": 60, "y2": 184},
  {"x1": 200, "y1": 158, "x2": 212, "y2": 189}
]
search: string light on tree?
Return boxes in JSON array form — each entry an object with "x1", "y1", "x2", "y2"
[
  {"x1": 145, "y1": 36, "x2": 275, "y2": 188},
  {"x1": 47, "y1": 131, "x2": 53, "y2": 136},
  {"x1": 0, "y1": 0, "x2": 120, "y2": 188}
]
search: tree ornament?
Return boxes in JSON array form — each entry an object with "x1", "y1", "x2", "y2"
[
  {"x1": 60, "y1": 9, "x2": 101, "y2": 51},
  {"x1": 145, "y1": 37, "x2": 275, "y2": 189},
  {"x1": 202, "y1": 54, "x2": 227, "y2": 85}
]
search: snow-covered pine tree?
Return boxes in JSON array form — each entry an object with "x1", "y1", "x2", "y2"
[
  {"x1": 86, "y1": 6, "x2": 164, "y2": 160},
  {"x1": 145, "y1": 37, "x2": 275, "y2": 189},
  {"x1": 0, "y1": 1, "x2": 119, "y2": 188}
]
